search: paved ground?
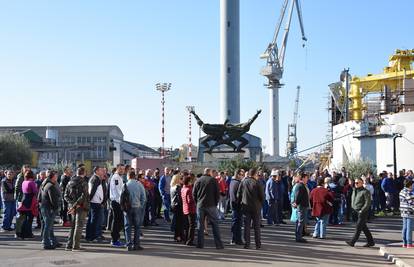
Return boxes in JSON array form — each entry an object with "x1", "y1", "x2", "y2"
[{"x1": 0, "y1": 216, "x2": 403, "y2": 267}]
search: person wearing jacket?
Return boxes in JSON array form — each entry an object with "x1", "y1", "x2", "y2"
[
  {"x1": 381, "y1": 172, "x2": 396, "y2": 213},
  {"x1": 310, "y1": 177, "x2": 333, "y2": 239},
  {"x1": 237, "y1": 168, "x2": 264, "y2": 249},
  {"x1": 265, "y1": 169, "x2": 284, "y2": 225},
  {"x1": 229, "y1": 169, "x2": 244, "y2": 245},
  {"x1": 170, "y1": 173, "x2": 184, "y2": 242},
  {"x1": 124, "y1": 170, "x2": 147, "y2": 251},
  {"x1": 60, "y1": 166, "x2": 72, "y2": 227},
  {"x1": 109, "y1": 164, "x2": 126, "y2": 248},
  {"x1": 292, "y1": 173, "x2": 310, "y2": 243},
  {"x1": 14, "y1": 165, "x2": 31, "y2": 239},
  {"x1": 181, "y1": 174, "x2": 196, "y2": 246},
  {"x1": 17, "y1": 170, "x2": 38, "y2": 239},
  {"x1": 193, "y1": 168, "x2": 224, "y2": 249},
  {"x1": 39, "y1": 171, "x2": 61, "y2": 249},
  {"x1": 64, "y1": 167, "x2": 90, "y2": 251},
  {"x1": 1, "y1": 170, "x2": 16, "y2": 231},
  {"x1": 399, "y1": 179, "x2": 414, "y2": 248},
  {"x1": 159, "y1": 167, "x2": 172, "y2": 222},
  {"x1": 85, "y1": 166, "x2": 107, "y2": 242},
  {"x1": 346, "y1": 177, "x2": 375, "y2": 247}
]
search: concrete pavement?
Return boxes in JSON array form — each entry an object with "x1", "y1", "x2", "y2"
[{"x1": 0, "y1": 216, "x2": 403, "y2": 267}]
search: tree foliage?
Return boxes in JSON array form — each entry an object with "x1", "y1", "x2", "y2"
[
  {"x1": 344, "y1": 158, "x2": 377, "y2": 180},
  {"x1": 0, "y1": 133, "x2": 32, "y2": 168},
  {"x1": 218, "y1": 156, "x2": 267, "y2": 175}
]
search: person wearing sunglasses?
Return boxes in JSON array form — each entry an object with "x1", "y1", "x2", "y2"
[{"x1": 346, "y1": 177, "x2": 375, "y2": 247}]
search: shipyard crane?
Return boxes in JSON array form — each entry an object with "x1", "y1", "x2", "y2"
[
  {"x1": 261, "y1": 0, "x2": 307, "y2": 157},
  {"x1": 286, "y1": 86, "x2": 300, "y2": 159}
]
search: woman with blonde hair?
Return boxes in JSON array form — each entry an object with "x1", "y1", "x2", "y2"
[{"x1": 170, "y1": 173, "x2": 185, "y2": 242}]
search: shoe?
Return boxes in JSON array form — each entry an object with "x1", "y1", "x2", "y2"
[
  {"x1": 54, "y1": 243, "x2": 63, "y2": 248},
  {"x1": 204, "y1": 230, "x2": 209, "y2": 236},
  {"x1": 196, "y1": 245, "x2": 204, "y2": 249},
  {"x1": 111, "y1": 241, "x2": 125, "y2": 248},
  {"x1": 72, "y1": 247, "x2": 86, "y2": 252},
  {"x1": 312, "y1": 236, "x2": 318, "y2": 239},
  {"x1": 127, "y1": 246, "x2": 134, "y2": 251},
  {"x1": 150, "y1": 222, "x2": 159, "y2": 226},
  {"x1": 35, "y1": 225, "x2": 41, "y2": 229},
  {"x1": 235, "y1": 241, "x2": 245, "y2": 245},
  {"x1": 280, "y1": 221, "x2": 287, "y2": 224},
  {"x1": 26, "y1": 234, "x2": 35, "y2": 239},
  {"x1": 186, "y1": 242, "x2": 195, "y2": 246},
  {"x1": 296, "y1": 239, "x2": 307, "y2": 243},
  {"x1": 402, "y1": 244, "x2": 407, "y2": 248},
  {"x1": 135, "y1": 246, "x2": 144, "y2": 251},
  {"x1": 407, "y1": 244, "x2": 414, "y2": 248},
  {"x1": 65, "y1": 247, "x2": 72, "y2": 251},
  {"x1": 345, "y1": 241, "x2": 355, "y2": 247},
  {"x1": 229, "y1": 241, "x2": 236, "y2": 245},
  {"x1": 216, "y1": 245, "x2": 224, "y2": 249},
  {"x1": 256, "y1": 245, "x2": 261, "y2": 250},
  {"x1": 362, "y1": 243, "x2": 375, "y2": 247},
  {"x1": 244, "y1": 244, "x2": 250, "y2": 249},
  {"x1": 43, "y1": 246, "x2": 56, "y2": 250}
]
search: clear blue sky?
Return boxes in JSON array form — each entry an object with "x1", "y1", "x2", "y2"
[{"x1": 0, "y1": 1, "x2": 413, "y2": 155}]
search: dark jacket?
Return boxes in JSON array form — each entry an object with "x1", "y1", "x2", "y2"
[
  {"x1": 294, "y1": 182, "x2": 310, "y2": 209},
  {"x1": 310, "y1": 186, "x2": 333, "y2": 217},
  {"x1": 229, "y1": 177, "x2": 241, "y2": 210},
  {"x1": 193, "y1": 175, "x2": 219, "y2": 208},
  {"x1": 14, "y1": 173, "x2": 24, "y2": 202},
  {"x1": 40, "y1": 179, "x2": 61, "y2": 210},
  {"x1": 64, "y1": 176, "x2": 90, "y2": 211},
  {"x1": 236, "y1": 177, "x2": 264, "y2": 214},
  {"x1": 1, "y1": 178, "x2": 15, "y2": 202},
  {"x1": 352, "y1": 187, "x2": 371, "y2": 214}
]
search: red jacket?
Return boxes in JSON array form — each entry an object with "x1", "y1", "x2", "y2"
[
  {"x1": 181, "y1": 185, "x2": 196, "y2": 215},
  {"x1": 215, "y1": 177, "x2": 227, "y2": 195},
  {"x1": 310, "y1": 186, "x2": 334, "y2": 217}
]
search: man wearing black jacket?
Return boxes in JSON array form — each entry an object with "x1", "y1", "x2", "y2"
[
  {"x1": 85, "y1": 166, "x2": 107, "y2": 242},
  {"x1": 193, "y1": 168, "x2": 224, "y2": 249},
  {"x1": 60, "y1": 167, "x2": 72, "y2": 227},
  {"x1": 39, "y1": 171, "x2": 61, "y2": 249},
  {"x1": 229, "y1": 169, "x2": 244, "y2": 245},
  {"x1": 237, "y1": 168, "x2": 264, "y2": 249},
  {"x1": 292, "y1": 173, "x2": 310, "y2": 243}
]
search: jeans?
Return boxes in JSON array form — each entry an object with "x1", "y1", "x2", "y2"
[
  {"x1": 267, "y1": 200, "x2": 277, "y2": 224},
  {"x1": 402, "y1": 217, "x2": 413, "y2": 245},
  {"x1": 243, "y1": 210, "x2": 261, "y2": 247},
  {"x1": 196, "y1": 206, "x2": 223, "y2": 248},
  {"x1": 40, "y1": 206, "x2": 57, "y2": 247},
  {"x1": 144, "y1": 195, "x2": 156, "y2": 224},
  {"x1": 2, "y1": 201, "x2": 16, "y2": 230},
  {"x1": 124, "y1": 207, "x2": 144, "y2": 248},
  {"x1": 296, "y1": 208, "x2": 307, "y2": 241},
  {"x1": 262, "y1": 200, "x2": 269, "y2": 219},
  {"x1": 349, "y1": 212, "x2": 374, "y2": 245},
  {"x1": 86, "y1": 203, "x2": 103, "y2": 241},
  {"x1": 162, "y1": 194, "x2": 171, "y2": 221},
  {"x1": 218, "y1": 195, "x2": 227, "y2": 219},
  {"x1": 313, "y1": 214, "x2": 329, "y2": 238},
  {"x1": 21, "y1": 211, "x2": 34, "y2": 238},
  {"x1": 66, "y1": 208, "x2": 87, "y2": 249},
  {"x1": 231, "y1": 208, "x2": 243, "y2": 243},
  {"x1": 184, "y1": 213, "x2": 196, "y2": 245}
]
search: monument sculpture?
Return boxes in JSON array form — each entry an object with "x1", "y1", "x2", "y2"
[{"x1": 191, "y1": 110, "x2": 261, "y2": 153}]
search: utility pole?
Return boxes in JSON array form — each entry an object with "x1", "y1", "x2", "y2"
[
  {"x1": 186, "y1": 106, "x2": 195, "y2": 162},
  {"x1": 156, "y1": 83, "x2": 171, "y2": 158},
  {"x1": 393, "y1": 133, "x2": 402, "y2": 179}
]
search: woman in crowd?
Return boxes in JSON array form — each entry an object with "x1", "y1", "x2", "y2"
[
  {"x1": 170, "y1": 173, "x2": 184, "y2": 242},
  {"x1": 181, "y1": 172, "x2": 196, "y2": 246},
  {"x1": 310, "y1": 177, "x2": 333, "y2": 239},
  {"x1": 17, "y1": 170, "x2": 38, "y2": 239}
]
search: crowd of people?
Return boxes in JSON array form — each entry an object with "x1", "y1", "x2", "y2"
[{"x1": 0, "y1": 164, "x2": 414, "y2": 251}]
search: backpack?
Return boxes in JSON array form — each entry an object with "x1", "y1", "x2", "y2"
[
  {"x1": 120, "y1": 184, "x2": 131, "y2": 212},
  {"x1": 65, "y1": 177, "x2": 84, "y2": 205}
]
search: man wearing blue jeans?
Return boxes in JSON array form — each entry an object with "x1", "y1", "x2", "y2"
[
  {"x1": 193, "y1": 168, "x2": 224, "y2": 249},
  {"x1": 124, "y1": 170, "x2": 146, "y2": 251},
  {"x1": 159, "y1": 167, "x2": 172, "y2": 222},
  {"x1": 292, "y1": 173, "x2": 310, "y2": 243},
  {"x1": 1, "y1": 170, "x2": 16, "y2": 231},
  {"x1": 86, "y1": 167, "x2": 106, "y2": 242}
]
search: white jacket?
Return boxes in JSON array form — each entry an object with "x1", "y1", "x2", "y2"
[{"x1": 110, "y1": 173, "x2": 124, "y2": 203}]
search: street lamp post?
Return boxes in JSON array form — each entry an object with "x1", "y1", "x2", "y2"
[
  {"x1": 186, "y1": 106, "x2": 195, "y2": 162},
  {"x1": 393, "y1": 133, "x2": 402, "y2": 179},
  {"x1": 156, "y1": 83, "x2": 172, "y2": 158}
]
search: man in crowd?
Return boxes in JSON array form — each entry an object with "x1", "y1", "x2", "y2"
[
  {"x1": 64, "y1": 167, "x2": 90, "y2": 251},
  {"x1": 39, "y1": 171, "x2": 61, "y2": 249},
  {"x1": 266, "y1": 169, "x2": 284, "y2": 226},
  {"x1": 193, "y1": 168, "x2": 224, "y2": 249},
  {"x1": 152, "y1": 168, "x2": 163, "y2": 219},
  {"x1": 144, "y1": 169, "x2": 158, "y2": 226},
  {"x1": 292, "y1": 173, "x2": 310, "y2": 243},
  {"x1": 229, "y1": 169, "x2": 244, "y2": 245},
  {"x1": 124, "y1": 170, "x2": 147, "y2": 251},
  {"x1": 1, "y1": 170, "x2": 16, "y2": 231},
  {"x1": 60, "y1": 166, "x2": 72, "y2": 227},
  {"x1": 109, "y1": 164, "x2": 126, "y2": 247},
  {"x1": 346, "y1": 177, "x2": 375, "y2": 247},
  {"x1": 381, "y1": 172, "x2": 396, "y2": 213},
  {"x1": 237, "y1": 168, "x2": 264, "y2": 249},
  {"x1": 159, "y1": 167, "x2": 172, "y2": 222},
  {"x1": 86, "y1": 166, "x2": 107, "y2": 242}
]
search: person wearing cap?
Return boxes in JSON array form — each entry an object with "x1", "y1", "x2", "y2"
[{"x1": 265, "y1": 169, "x2": 282, "y2": 225}]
